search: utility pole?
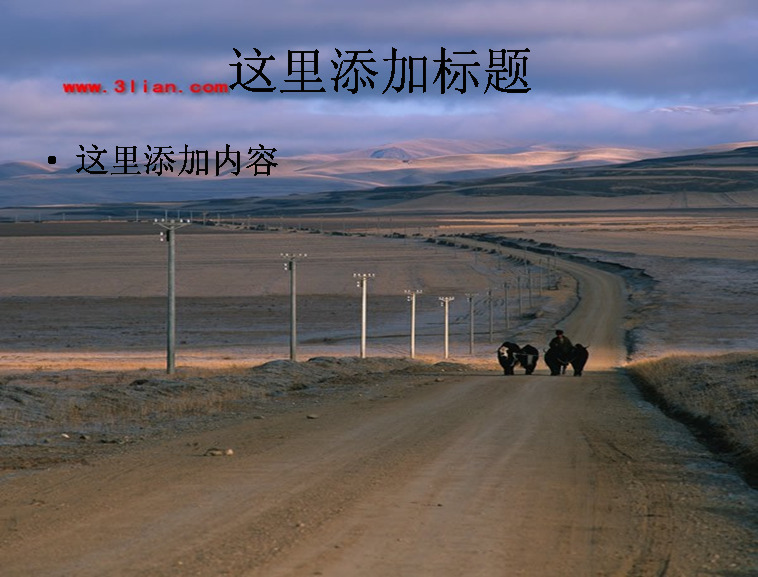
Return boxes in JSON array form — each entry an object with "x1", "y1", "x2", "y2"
[
  {"x1": 439, "y1": 296, "x2": 455, "y2": 359},
  {"x1": 527, "y1": 267, "x2": 533, "y2": 308},
  {"x1": 354, "y1": 273, "x2": 375, "y2": 358},
  {"x1": 154, "y1": 218, "x2": 190, "y2": 374},
  {"x1": 488, "y1": 288, "x2": 494, "y2": 344},
  {"x1": 504, "y1": 280, "x2": 511, "y2": 330},
  {"x1": 465, "y1": 293, "x2": 479, "y2": 355},
  {"x1": 283, "y1": 253, "x2": 307, "y2": 361},
  {"x1": 405, "y1": 289, "x2": 423, "y2": 359},
  {"x1": 537, "y1": 258, "x2": 543, "y2": 297}
]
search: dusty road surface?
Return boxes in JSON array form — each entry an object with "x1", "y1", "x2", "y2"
[{"x1": 1, "y1": 249, "x2": 757, "y2": 576}]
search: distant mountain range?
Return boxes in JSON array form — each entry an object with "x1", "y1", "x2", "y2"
[
  {"x1": 0, "y1": 139, "x2": 659, "y2": 206},
  {"x1": 1, "y1": 139, "x2": 757, "y2": 219}
]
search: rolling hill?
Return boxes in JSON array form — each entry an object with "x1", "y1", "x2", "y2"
[
  {"x1": 1, "y1": 140, "x2": 757, "y2": 220},
  {"x1": 0, "y1": 139, "x2": 657, "y2": 207}
]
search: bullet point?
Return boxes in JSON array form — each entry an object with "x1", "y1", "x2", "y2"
[{"x1": 47, "y1": 155, "x2": 56, "y2": 165}]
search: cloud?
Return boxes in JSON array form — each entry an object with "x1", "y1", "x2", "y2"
[{"x1": 1, "y1": 0, "x2": 758, "y2": 162}]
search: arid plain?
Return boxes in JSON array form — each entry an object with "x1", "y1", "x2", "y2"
[{"x1": 1, "y1": 201, "x2": 757, "y2": 575}]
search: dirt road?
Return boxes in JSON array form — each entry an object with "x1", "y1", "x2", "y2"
[{"x1": 1, "y1": 252, "x2": 756, "y2": 576}]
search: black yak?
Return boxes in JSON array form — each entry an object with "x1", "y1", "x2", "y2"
[
  {"x1": 545, "y1": 343, "x2": 590, "y2": 376},
  {"x1": 517, "y1": 344, "x2": 539, "y2": 375},
  {"x1": 544, "y1": 346, "x2": 569, "y2": 376},
  {"x1": 497, "y1": 341, "x2": 521, "y2": 375},
  {"x1": 570, "y1": 344, "x2": 590, "y2": 376}
]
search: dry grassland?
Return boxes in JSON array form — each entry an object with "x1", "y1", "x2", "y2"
[
  {"x1": 628, "y1": 353, "x2": 758, "y2": 486},
  {"x1": 1, "y1": 215, "x2": 756, "y2": 488}
]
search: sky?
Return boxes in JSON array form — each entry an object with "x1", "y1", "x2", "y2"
[{"x1": 2, "y1": 0, "x2": 758, "y2": 164}]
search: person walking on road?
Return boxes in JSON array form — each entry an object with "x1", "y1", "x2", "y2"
[
  {"x1": 547, "y1": 329, "x2": 573, "y2": 375},
  {"x1": 549, "y1": 329, "x2": 573, "y2": 357}
]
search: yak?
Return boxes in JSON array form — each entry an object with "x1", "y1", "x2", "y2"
[
  {"x1": 545, "y1": 344, "x2": 590, "y2": 376},
  {"x1": 570, "y1": 344, "x2": 590, "y2": 376},
  {"x1": 516, "y1": 344, "x2": 539, "y2": 375},
  {"x1": 496, "y1": 341, "x2": 521, "y2": 375},
  {"x1": 544, "y1": 346, "x2": 568, "y2": 376},
  {"x1": 497, "y1": 342, "x2": 539, "y2": 375}
]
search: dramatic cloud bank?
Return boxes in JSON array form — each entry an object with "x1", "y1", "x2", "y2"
[{"x1": 1, "y1": 0, "x2": 757, "y2": 162}]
